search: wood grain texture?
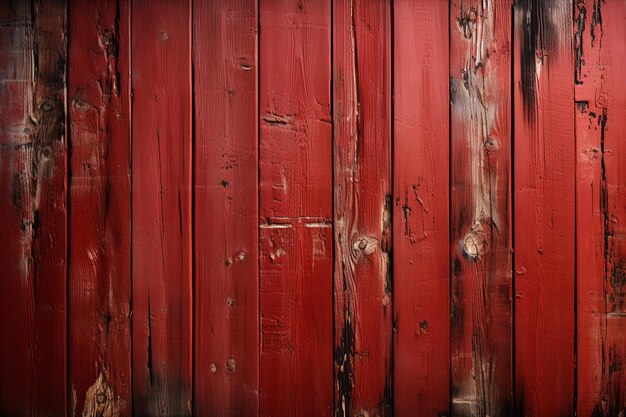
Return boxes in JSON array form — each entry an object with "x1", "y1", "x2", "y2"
[
  {"x1": 68, "y1": 0, "x2": 131, "y2": 415},
  {"x1": 449, "y1": 0, "x2": 512, "y2": 415},
  {"x1": 333, "y1": 0, "x2": 392, "y2": 416},
  {"x1": 392, "y1": 1, "x2": 450, "y2": 416},
  {"x1": 259, "y1": 1, "x2": 333, "y2": 416},
  {"x1": 131, "y1": 1, "x2": 192, "y2": 415},
  {"x1": 0, "y1": 0, "x2": 67, "y2": 415},
  {"x1": 513, "y1": 1, "x2": 575, "y2": 416},
  {"x1": 193, "y1": 0, "x2": 259, "y2": 415},
  {"x1": 576, "y1": 1, "x2": 626, "y2": 416}
]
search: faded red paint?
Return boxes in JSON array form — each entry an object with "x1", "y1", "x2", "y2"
[
  {"x1": 333, "y1": 0, "x2": 392, "y2": 415},
  {"x1": 450, "y1": 0, "x2": 513, "y2": 415},
  {"x1": 68, "y1": 0, "x2": 131, "y2": 415},
  {"x1": 0, "y1": 1, "x2": 67, "y2": 415}
]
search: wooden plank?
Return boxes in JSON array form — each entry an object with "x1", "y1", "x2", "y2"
[
  {"x1": 333, "y1": 0, "x2": 392, "y2": 415},
  {"x1": 259, "y1": 219, "x2": 333, "y2": 417},
  {"x1": 392, "y1": 1, "x2": 449, "y2": 416},
  {"x1": 513, "y1": 1, "x2": 575, "y2": 415},
  {"x1": 0, "y1": 1, "x2": 67, "y2": 415},
  {"x1": 192, "y1": 0, "x2": 259, "y2": 415},
  {"x1": 449, "y1": 0, "x2": 512, "y2": 415},
  {"x1": 576, "y1": 1, "x2": 626, "y2": 416},
  {"x1": 131, "y1": 1, "x2": 192, "y2": 415},
  {"x1": 259, "y1": 1, "x2": 333, "y2": 416},
  {"x1": 67, "y1": 0, "x2": 131, "y2": 415}
]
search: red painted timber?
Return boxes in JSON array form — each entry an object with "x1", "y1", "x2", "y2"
[
  {"x1": 393, "y1": 1, "x2": 450, "y2": 415},
  {"x1": 131, "y1": 1, "x2": 192, "y2": 415},
  {"x1": 68, "y1": 0, "x2": 131, "y2": 415},
  {"x1": 193, "y1": 0, "x2": 259, "y2": 415},
  {"x1": 0, "y1": 1, "x2": 67, "y2": 415},
  {"x1": 259, "y1": 219, "x2": 333, "y2": 417},
  {"x1": 576, "y1": 1, "x2": 626, "y2": 416},
  {"x1": 513, "y1": 1, "x2": 575, "y2": 416},
  {"x1": 449, "y1": 0, "x2": 512, "y2": 415},
  {"x1": 259, "y1": 0, "x2": 333, "y2": 416},
  {"x1": 333, "y1": 1, "x2": 392, "y2": 416}
]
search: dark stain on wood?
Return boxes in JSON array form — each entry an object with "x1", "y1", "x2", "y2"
[{"x1": 517, "y1": 0, "x2": 556, "y2": 118}]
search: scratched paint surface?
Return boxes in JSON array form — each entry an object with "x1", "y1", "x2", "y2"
[
  {"x1": 576, "y1": 1, "x2": 626, "y2": 416},
  {"x1": 3, "y1": 1, "x2": 626, "y2": 416}
]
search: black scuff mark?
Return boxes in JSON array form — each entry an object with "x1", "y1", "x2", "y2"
[
  {"x1": 517, "y1": 0, "x2": 557, "y2": 119},
  {"x1": 590, "y1": 0, "x2": 604, "y2": 48},
  {"x1": 574, "y1": 1, "x2": 586, "y2": 84},
  {"x1": 335, "y1": 300, "x2": 355, "y2": 417}
]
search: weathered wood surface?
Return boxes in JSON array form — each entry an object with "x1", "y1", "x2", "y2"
[
  {"x1": 333, "y1": 0, "x2": 392, "y2": 415},
  {"x1": 0, "y1": 0, "x2": 67, "y2": 415},
  {"x1": 131, "y1": 0, "x2": 192, "y2": 415},
  {"x1": 1, "y1": 2, "x2": 626, "y2": 416},
  {"x1": 193, "y1": 0, "x2": 259, "y2": 415},
  {"x1": 259, "y1": 1, "x2": 333, "y2": 416},
  {"x1": 449, "y1": 0, "x2": 513, "y2": 415},
  {"x1": 393, "y1": 1, "x2": 450, "y2": 416},
  {"x1": 513, "y1": 1, "x2": 576, "y2": 415},
  {"x1": 68, "y1": 0, "x2": 131, "y2": 415},
  {"x1": 576, "y1": 1, "x2": 626, "y2": 416}
]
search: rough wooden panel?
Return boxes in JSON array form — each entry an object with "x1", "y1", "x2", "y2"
[
  {"x1": 392, "y1": 1, "x2": 450, "y2": 415},
  {"x1": 333, "y1": 0, "x2": 392, "y2": 416},
  {"x1": 258, "y1": 0, "x2": 332, "y2": 219},
  {"x1": 259, "y1": 1, "x2": 333, "y2": 416},
  {"x1": 259, "y1": 219, "x2": 333, "y2": 417},
  {"x1": 449, "y1": 0, "x2": 513, "y2": 415},
  {"x1": 131, "y1": 1, "x2": 192, "y2": 415},
  {"x1": 513, "y1": 1, "x2": 575, "y2": 416},
  {"x1": 193, "y1": 0, "x2": 259, "y2": 415},
  {"x1": 0, "y1": 0, "x2": 67, "y2": 415},
  {"x1": 68, "y1": 0, "x2": 131, "y2": 415},
  {"x1": 576, "y1": 1, "x2": 626, "y2": 416}
]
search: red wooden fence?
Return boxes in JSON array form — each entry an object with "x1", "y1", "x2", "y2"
[{"x1": 1, "y1": 1, "x2": 626, "y2": 416}]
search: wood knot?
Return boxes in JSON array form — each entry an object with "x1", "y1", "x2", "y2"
[
  {"x1": 225, "y1": 358, "x2": 236, "y2": 372},
  {"x1": 353, "y1": 236, "x2": 378, "y2": 256},
  {"x1": 462, "y1": 222, "x2": 488, "y2": 258}
]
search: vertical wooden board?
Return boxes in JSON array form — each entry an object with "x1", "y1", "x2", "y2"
[
  {"x1": 513, "y1": 1, "x2": 575, "y2": 416},
  {"x1": 0, "y1": 1, "x2": 67, "y2": 415},
  {"x1": 333, "y1": 0, "x2": 392, "y2": 415},
  {"x1": 68, "y1": 0, "x2": 131, "y2": 415},
  {"x1": 259, "y1": 1, "x2": 333, "y2": 416},
  {"x1": 131, "y1": 1, "x2": 192, "y2": 415},
  {"x1": 258, "y1": 0, "x2": 332, "y2": 219},
  {"x1": 392, "y1": 1, "x2": 450, "y2": 416},
  {"x1": 449, "y1": 1, "x2": 512, "y2": 416},
  {"x1": 576, "y1": 1, "x2": 626, "y2": 416},
  {"x1": 193, "y1": 0, "x2": 259, "y2": 415},
  {"x1": 260, "y1": 219, "x2": 333, "y2": 417}
]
